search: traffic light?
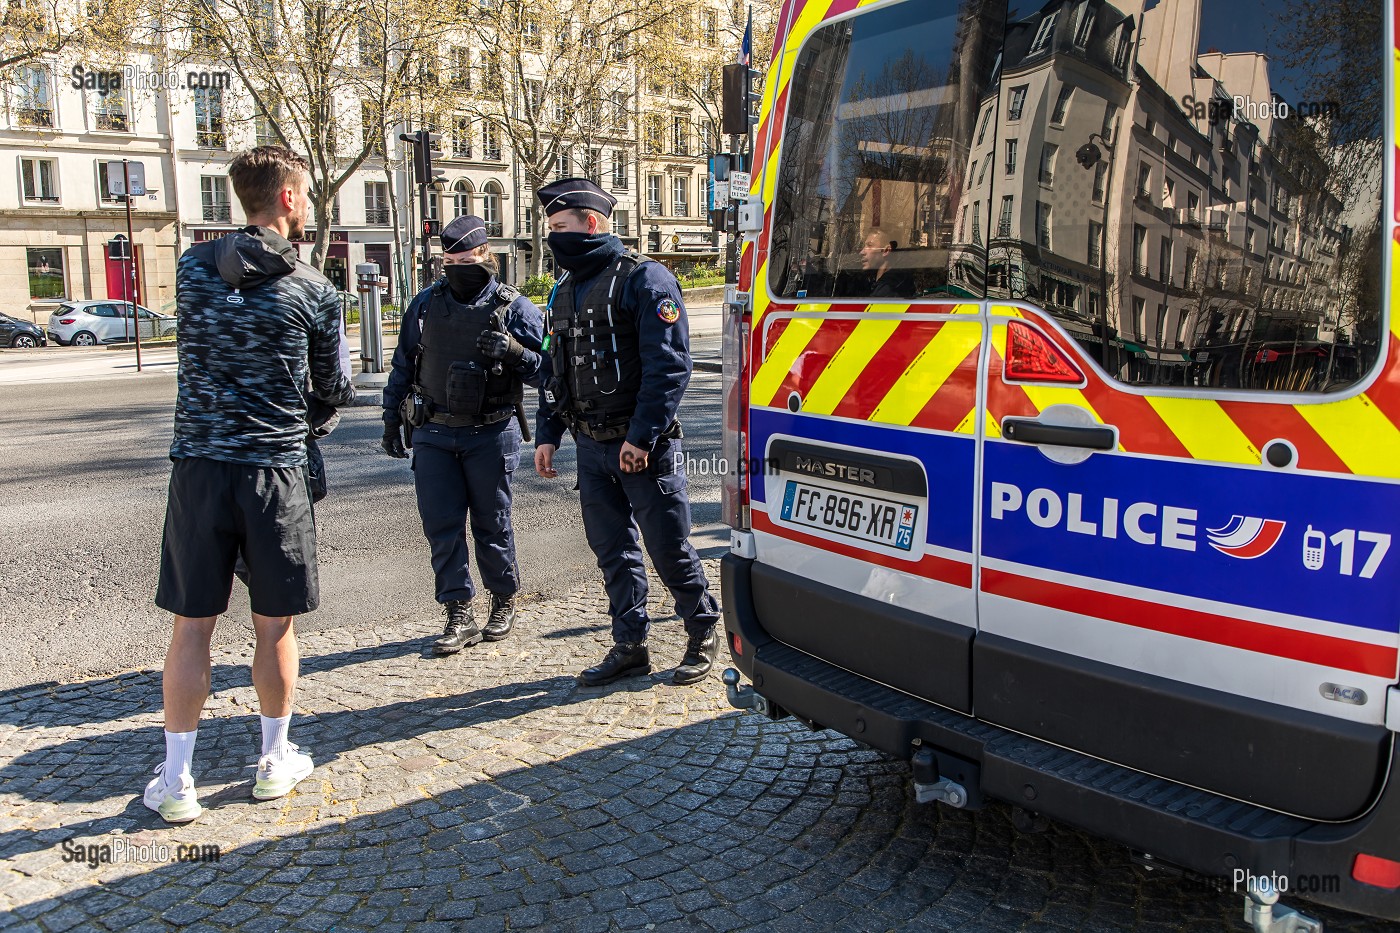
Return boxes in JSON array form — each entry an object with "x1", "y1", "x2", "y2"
[
  {"x1": 722, "y1": 64, "x2": 760, "y2": 136},
  {"x1": 419, "y1": 131, "x2": 445, "y2": 188},
  {"x1": 423, "y1": 220, "x2": 441, "y2": 238},
  {"x1": 400, "y1": 129, "x2": 446, "y2": 188}
]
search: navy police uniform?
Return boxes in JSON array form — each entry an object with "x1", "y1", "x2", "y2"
[
  {"x1": 383, "y1": 215, "x2": 544, "y2": 653},
  {"x1": 534, "y1": 178, "x2": 720, "y2": 686}
]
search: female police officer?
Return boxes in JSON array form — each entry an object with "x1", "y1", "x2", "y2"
[{"x1": 382, "y1": 215, "x2": 544, "y2": 653}]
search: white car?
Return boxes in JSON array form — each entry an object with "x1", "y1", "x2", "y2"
[{"x1": 47, "y1": 300, "x2": 177, "y2": 346}]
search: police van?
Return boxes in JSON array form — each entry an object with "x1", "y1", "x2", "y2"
[{"x1": 718, "y1": 0, "x2": 1400, "y2": 924}]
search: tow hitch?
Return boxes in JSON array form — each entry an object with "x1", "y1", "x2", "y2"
[
  {"x1": 1243, "y1": 878, "x2": 1323, "y2": 933},
  {"x1": 722, "y1": 668, "x2": 773, "y2": 717}
]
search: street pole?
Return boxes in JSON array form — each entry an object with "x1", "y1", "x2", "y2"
[{"x1": 124, "y1": 159, "x2": 143, "y2": 373}]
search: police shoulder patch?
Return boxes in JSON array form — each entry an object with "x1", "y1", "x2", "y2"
[{"x1": 656, "y1": 299, "x2": 681, "y2": 324}]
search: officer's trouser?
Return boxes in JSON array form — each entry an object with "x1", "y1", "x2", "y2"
[
  {"x1": 411, "y1": 419, "x2": 521, "y2": 603},
  {"x1": 575, "y1": 434, "x2": 719, "y2": 644}
]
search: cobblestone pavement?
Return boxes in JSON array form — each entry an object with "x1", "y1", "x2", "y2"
[{"x1": 0, "y1": 565, "x2": 1390, "y2": 933}]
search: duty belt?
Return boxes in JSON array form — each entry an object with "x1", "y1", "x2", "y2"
[{"x1": 428, "y1": 409, "x2": 513, "y2": 428}]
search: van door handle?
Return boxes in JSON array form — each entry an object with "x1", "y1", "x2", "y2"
[{"x1": 1002, "y1": 418, "x2": 1116, "y2": 450}]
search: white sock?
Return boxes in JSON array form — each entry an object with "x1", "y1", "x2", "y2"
[
  {"x1": 163, "y1": 730, "x2": 197, "y2": 786},
  {"x1": 260, "y1": 714, "x2": 291, "y2": 757}
]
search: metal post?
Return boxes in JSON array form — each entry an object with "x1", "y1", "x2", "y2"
[
  {"x1": 123, "y1": 159, "x2": 143, "y2": 372},
  {"x1": 354, "y1": 262, "x2": 389, "y2": 388}
]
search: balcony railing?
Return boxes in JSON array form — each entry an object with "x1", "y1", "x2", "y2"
[
  {"x1": 485, "y1": 221, "x2": 503, "y2": 237},
  {"x1": 17, "y1": 107, "x2": 54, "y2": 128},
  {"x1": 647, "y1": 200, "x2": 662, "y2": 215},
  {"x1": 365, "y1": 207, "x2": 390, "y2": 225},
  {"x1": 203, "y1": 203, "x2": 232, "y2": 222},
  {"x1": 997, "y1": 221, "x2": 1011, "y2": 237},
  {"x1": 197, "y1": 130, "x2": 226, "y2": 149},
  {"x1": 95, "y1": 111, "x2": 129, "y2": 132}
]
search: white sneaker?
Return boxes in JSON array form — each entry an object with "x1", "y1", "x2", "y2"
[
  {"x1": 252, "y1": 742, "x2": 314, "y2": 800},
  {"x1": 143, "y1": 764, "x2": 202, "y2": 823}
]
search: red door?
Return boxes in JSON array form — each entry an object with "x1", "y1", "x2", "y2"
[{"x1": 103, "y1": 245, "x2": 143, "y2": 305}]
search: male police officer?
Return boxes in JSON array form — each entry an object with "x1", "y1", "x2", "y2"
[
  {"x1": 383, "y1": 215, "x2": 544, "y2": 653},
  {"x1": 533, "y1": 178, "x2": 720, "y2": 687}
]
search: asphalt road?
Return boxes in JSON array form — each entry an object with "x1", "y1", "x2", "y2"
[{"x1": 0, "y1": 356, "x2": 727, "y2": 692}]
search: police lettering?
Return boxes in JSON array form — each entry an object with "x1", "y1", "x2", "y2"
[{"x1": 990, "y1": 482, "x2": 1197, "y2": 551}]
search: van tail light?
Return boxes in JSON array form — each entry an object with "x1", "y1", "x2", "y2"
[
  {"x1": 1005, "y1": 320, "x2": 1084, "y2": 383},
  {"x1": 1353, "y1": 853, "x2": 1400, "y2": 888},
  {"x1": 721, "y1": 295, "x2": 751, "y2": 531},
  {"x1": 729, "y1": 631, "x2": 744, "y2": 657}
]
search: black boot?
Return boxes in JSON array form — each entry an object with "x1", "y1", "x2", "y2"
[
  {"x1": 672, "y1": 627, "x2": 719, "y2": 685},
  {"x1": 433, "y1": 600, "x2": 482, "y2": 654},
  {"x1": 578, "y1": 642, "x2": 651, "y2": 686},
  {"x1": 483, "y1": 592, "x2": 515, "y2": 642}
]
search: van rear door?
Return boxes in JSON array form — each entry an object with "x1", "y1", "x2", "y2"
[{"x1": 968, "y1": 0, "x2": 1397, "y2": 820}]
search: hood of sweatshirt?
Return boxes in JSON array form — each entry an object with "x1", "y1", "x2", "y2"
[{"x1": 212, "y1": 225, "x2": 299, "y2": 289}]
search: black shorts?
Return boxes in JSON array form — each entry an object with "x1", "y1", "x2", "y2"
[{"x1": 156, "y1": 457, "x2": 319, "y2": 618}]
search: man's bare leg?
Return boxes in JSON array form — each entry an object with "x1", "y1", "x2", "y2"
[
  {"x1": 164, "y1": 615, "x2": 217, "y2": 732},
  {"x1": 249, "y1": 613, "x2": 314, "y2": 799},
  {"x1": 147, "y1": 615, "x2": 216, "y2": 822},
  {"x1": 251, "y1": 613, "x2": 298, "y2": 720}
]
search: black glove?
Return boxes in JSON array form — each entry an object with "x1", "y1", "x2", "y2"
[
  {"x1": 477, "y1": 329, "x2": 525, "y2": 365},
  {"x1": 381, "y1": 421, "x2": 408, "y2": 459}
]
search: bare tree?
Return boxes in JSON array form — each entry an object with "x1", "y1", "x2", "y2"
[
  {"x1": 444, "y1": 0, "x2": 680, "y2": 276},
  {"x1": 1, "y1": 0, "x2": 138, "y2": 70},
  {"x1": 157, "y1": 0, "x2": 450, "y2": 270}
]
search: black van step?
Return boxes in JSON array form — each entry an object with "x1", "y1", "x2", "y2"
[{"x1": 754, "y1": 641, "x2": 1313, "y2": 871}]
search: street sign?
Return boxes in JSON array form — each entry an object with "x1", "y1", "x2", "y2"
[
  {"x1": 714, "y1": 179, "x2": 730, "y2": 204},
  {"x1": 729, "y1": 170, "x2": 751, "y2": 201},
  {"x1": 105, "y1": 161, "x2": 146, "y2": 197}
]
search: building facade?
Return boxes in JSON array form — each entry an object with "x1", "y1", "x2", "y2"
[{"x1": 3, "y1": 3, "x2": 738, "y2": 324}]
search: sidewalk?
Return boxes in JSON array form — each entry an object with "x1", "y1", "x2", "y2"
[{"x1": 0, "y1": 563, "x2": 920, "y2": 933}]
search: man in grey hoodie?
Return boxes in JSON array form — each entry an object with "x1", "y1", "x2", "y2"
[{"x1": 146, "y1": 146, "x2": 355, "y2": 823}]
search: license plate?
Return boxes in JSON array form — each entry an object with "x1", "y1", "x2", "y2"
[{"x1": 779, "y1": 480, "x2": 919, "y2": 551}]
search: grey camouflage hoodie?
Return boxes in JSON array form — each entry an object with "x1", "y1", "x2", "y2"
[{"x1": 170, "y1": 226, "x2": 355, "y2": 467}]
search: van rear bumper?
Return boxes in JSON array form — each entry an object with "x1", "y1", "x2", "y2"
[{"x1": 721, "y1": 553, "x2": 1400, "y2": 922}]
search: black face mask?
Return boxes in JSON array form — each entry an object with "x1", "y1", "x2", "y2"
[
  {"x1": 443, "y1": 262, "x2": 492, "y2": 301},
  {"x1": 547, "y1": 232, "x2": 622, "y2": 278}
]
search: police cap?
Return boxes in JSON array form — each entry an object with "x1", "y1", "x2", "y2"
[
  {"x1": 440, "y1": 214, "x2": 488, "y2": 254},
  {"x1": 536, "y1": 178, "x2": 617, "y2": 218}
]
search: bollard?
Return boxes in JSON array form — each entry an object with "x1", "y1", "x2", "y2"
[{"x1": 353, "y1": 263, "x2": 389, "y2": 389}]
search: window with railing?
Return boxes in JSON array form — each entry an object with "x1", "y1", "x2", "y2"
[
  {"x1": 194, "y1": 86, "x2": 225, "y2": 149},
  {"x1": 94, "y1": 91, "x2": 129, "y2": 132},
  {"x1": 1039, "y1": 144, "x2": 1056, "y2": 185},
  {"x1": 615, "y1": 208, "x2": 630, "y2": 237},
  {"x1": 365, "y1": 182, "x2": 390, "y2": 224},
  {"x1": 611, "y1": 150, "x2": 627, "y2": 189},
  {"x1": 672, "y1": 116, "x2": 689, "y2": 155},
  {"x1": 672, "y1": 175, "x2": 688, "y2": 216},
  {"x1": 201, "y1": 175, "x2": 230, "y2": 222},
  {"x1": 1092, "y1": 162, "x2": 1107, "y2": 202},
  {"x1": 644, "y1": 115, "x2": 663, "y2": 154},
  {"x1": 16, "y1": 65, "x2": 54, "y2": 127},
  {"x1": 1088, "y1": 221, "x2": 1103, "y2": 267},
  {"x1": 21, "y1": 157, "x2": 58, "y2": 202},
  {"x1": 481, "y1": 182, "x2": 502, "y2": 236},
  {"x1": 997, "y1": 196, "x2": 1012, "y2": 237},
  {"x1": 451, "y1": 47, "x2": 471, "y2": 89},
  {"x1": 451, "y1": 116, "x2": 471, "y2": 158},
  {"x1": 255, "y1": 111, "x2": 279, "y2": 147},
  {"x1": 483, "y1": 122, "x2": 501, "y2": 161},
  {"x1": 647, "y1": 175, "x2": 662, "y2": 215}
]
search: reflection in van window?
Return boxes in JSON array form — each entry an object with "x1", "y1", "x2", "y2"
[
  {"x1": 976, "y1": 0, "x2": 1383, "y2": 391},
  {"x1": 769, "y1": 0, "x2": 1007, "y2": 302}
]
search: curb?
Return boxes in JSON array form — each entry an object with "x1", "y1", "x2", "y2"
[{"x1": 694, "y1": 359, "x2": 723, "y2": 373}]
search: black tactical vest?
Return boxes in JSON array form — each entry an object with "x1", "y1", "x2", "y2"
[
  {"x1": 548, "y1": 252, "x2": 648, "y2": 440},
  {"x1": 416, "y1": 283, "x2": 519, "y2": 426}
]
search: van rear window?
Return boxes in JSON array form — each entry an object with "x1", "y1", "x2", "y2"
[{"x1": 769, "y1": 0, "x2": 1385, "y2": 393}]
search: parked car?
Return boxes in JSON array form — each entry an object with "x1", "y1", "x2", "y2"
[
  {"x1": 47, "y1": 301, "x2": 177, "y2": 346},
  {"x1": 0, "y1": 312, "x2": 45, "y2": 348}
]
